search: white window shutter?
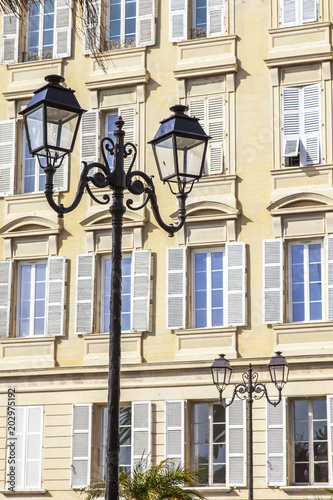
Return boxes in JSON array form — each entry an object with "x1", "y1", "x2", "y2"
[
  {"x1": 303, "y1": 84, "x2": 321, "y2": 166},
  {"x1": 1, "y1": 11, "x2": 19, "y2": 64},
  {"x1": 46, "y1": 257, "x2": 65, "y2": 336},
  {"x1": 169, "y1": 0, "x2": 187, "y2": 42},
  {"x1": 326, "y1": 236, "x2": 333, "y2": 320},
  {"x1": 137, "y1": 0, "x2": 155, "y2": 47},
  {"x1": 263, "y1": 239, "x2": 283, "y2": 324},
  {"x1": 226, "y1": 399, "x2": 246, "y2": 487},
  {"x1": 266, "y1": 398, "x2": 286, "y2": 486},
  {"x1": 80, "y1": 110, "x2": 99, "y2": 166},
  {"x1": 207, "y1": 96, "x2": 224, "y2": 174},
  {"x1": 207, "y1": 0, "x2": 225, "y2": 37},
  {"x1": 54, "y1": 0, "x2": 72, "y2": 58},
  {"x1": 302, "y1": 0, "x2": 318, "y2": 23},
  {"x1": 83, "y1": 0, "x2": 101, "y2": 54},
  {"x1": 166, "y1": 247, "x2": 186, "y2": 329},
  {"x1": 165, "y1": 400, "x2": 185, "y2": 466},
  {"x1": 71, "y1": 404, "x2": 92, "y2": 488},
  {"x1": 189, "y1": 99, "x2": 208, "y2": 174},
  {"x1": 327, "y1": 396, "x2": 333, "y2": 485},
  {"x1": 25, "y1": 406, "x2": 44, "y2": 489},
  {"x1": 132, "y1": 401, "x2": 151, "y2": 469},
  {"x1": 0, "y1": 260, "x2": 12, "y2": 338},
  {"x1": 0, "y1": 120, "x2": 15, "y2": 196},
  {"x1": 53, "y1": 155, "x2": 69, "y2": 191},
  {"x1": 75, "y1": 254, "x2": 95, "y2": 334},
  {"x1": 7, "y1": 406, "x2": 24, "y2": 489},
  {"x1": 281, "y1": 0, "x2": 297, "y2": 26},
  {"x1": 119, "y1": 106, "x2": 136, "y2": 171},
  {"x1": 282, "y1": 87, "x2": 300, "y2": 165},
  {"x1": 226, "y1": 242, "x2": 246, "y2": 326},
  {"x1": 131, "y1": 249, "x2": 151, "y2": 332}
]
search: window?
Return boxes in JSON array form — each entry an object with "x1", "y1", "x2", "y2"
[
  {"x1": 17, "y1": 261, "x2": 47, "y2": 337},
  {"x1": 169, "y1": 0, "x2": 225, "y2": 42},
  {"x1": 7, "y1": 406, "x2": 43, "y2": 491},
  {"x1": 282, "y1": 84, "x2": 321, "y2": 167},
  {"x1": 192, "y1": 403, "x2": 226, "y2": 485},
  {"x1": 106, "y1": 0, "x2": 136, "y2": 50},
  {"x1": 192, "y1": 249, "x2": 224, "y2": 328},
  {"x1": 101, "y1": 255, "x2": 132, "y2": 332},
  {"x1": 22, "y1": 130, "x2": 46, "y2": 193},
  {"x1": 1, "y1": 0, "x2": 72, "y2": 64},
  {"x1": 280, "y1": 0, "x2": 319, "y2": 27}
]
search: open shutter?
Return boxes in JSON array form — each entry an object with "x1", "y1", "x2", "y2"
[
  {"x1": 282, "y1": 87, "x2": 300, "y2": 166},
  {"x1": 302, "y1": 0, "x2": 318, "y2": 23},
  {"x1": 137, "y1": 0, "x2": 155, "y2": 46},
  {"x1": 266, "y1": 398, "x2": 286, "y2": 486},
  {"x1": 132, "y1": 402, "x2": 151, "y2": 469},
  {"x1": 188, "y1": 99, "x2": 208, "y2": 174},
  {"x1": 207, "y1": 0, "x2": 225, "y2": 37},
  {"x1": 54, "y1": 0, "x2": 72, "y2": 58},
  {"x1": 169, "y1": 0, "x2": 187, "y2": 42},
  {"x1": 207, "y1": 96, "x2": 224, "y2": 174},
  {"x1": 81, "y1": 110, "x2": 99, "y2": 166},
  {"x1": 0, "y1": 260, "x2": 12, "y2": 338},
  {"x1": 131, "y1": 249, "x2": 151, "y2": 332},
  {"x1": 1, "y1": 10, "x2": 19, "y2": 64},
  {"x1": 226, "y1": 399, "x2": 246, "y2": 487},
  {"x1": 8, "y1": 406, "x2": 24, "y2": 489},
  {"x1": 327, "y1": 396, "x2": 333, "y2": 485},
  {"x1": 71, "y1": 404, "x2": 92, "y2": 488},
  {"x1": 53, "y1": 156, "x2": 69, "y2": 191},
  {"x1": 263, "y1": 239, "x2": 283, "y2": 324},
  {"x1": 0, "y1": 120, "x2": 15, "y2": 196},
  {"x1": 25, "y1": 406, "x2": 44, "y2": 489},
  {"x1": 119, "y1": 106, "x2": 136, "y2": 171},
  {"x1": 75, "y1": 254, "x2": 95, "y2": 334},
  {"x1": 281, "y1": 0, "x2": 297, "y2": 25},
  {"x1": 303, "y1": 83, "x2": 321, "y2": 166},
  {"x1": 326, "y1": 236, "x2": 333, "y2": 320},
  {"x1": 46, "y1": 257, "x2": 65, "y2": 336},
  {"x1": 166, "y1": 247, "x2": 186, "y2": 329},
  {"x1": 83, "y1": 0, "x2": 101, "y2": 54},
  {"x1": 165, "y1": 400, "x2": 185, "y2": 466},
  {"x1": 226, "y1": 242, "x2": 246, "y2": 326}
]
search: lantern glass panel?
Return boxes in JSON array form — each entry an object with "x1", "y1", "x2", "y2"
[
  {"x1": 154, "y1": 135, "x2": 176, "y2": 181},
  {"x1": 25, "y1": 105, "x2": 44, "y2": 152},
  {"x1": 176, "y1": 136, "x2": 205, "y2": 179},
  {"x1": 46, "y1": 106, "x2": 79, "y2": 156}
]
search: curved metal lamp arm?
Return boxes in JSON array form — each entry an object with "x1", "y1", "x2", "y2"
[
  {"x1": 218, "y1": 382, "x2": 249, "y2": 407},
  {"x1": 126, "y1": 169, "x2": 187, "y2": 237},
  {"x1": 259, "y1": 384, "x2": 282, "y2": 407}
]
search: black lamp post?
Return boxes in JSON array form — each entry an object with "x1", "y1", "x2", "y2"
[
  {"x1": 21, "y1": 75, "x2": 210, "y2": 500},
  {"x1": 211, "y1": 352, "x2": 289, "y2": 500}
]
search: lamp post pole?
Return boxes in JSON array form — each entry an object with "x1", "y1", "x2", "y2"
[{"x1": 211, "y1": 353, "x2": 290, "y2": 500}]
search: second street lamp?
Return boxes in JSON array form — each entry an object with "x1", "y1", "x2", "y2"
[{"x1": 21, "y1": 75, "x2": 210, "y2": 500}]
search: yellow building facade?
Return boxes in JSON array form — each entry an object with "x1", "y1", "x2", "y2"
[{"x1": 0, "y1": 0, "x2": 333, "y2": 498}]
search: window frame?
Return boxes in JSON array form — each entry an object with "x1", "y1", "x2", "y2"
[
  {"x1": 280, "y1": 0, "x2": 319, "y2": 27},
  {"x1": 25, "y1": 0, "x2": 55, "y2": 61},
  {"x1": 105, "y1": 0, "x2": 137, "y2": 50}
]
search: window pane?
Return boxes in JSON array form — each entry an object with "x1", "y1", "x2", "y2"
[
  {"x1": 313, "y1": 400, "x2": 327, "y2": 420},
  {"x1": 293, "y1": 303, "x2": 305, "y2": 322},
  {"x1": 295, "y1": 463, "x2": 309, "y2": 483},
  {"x1": 213, "y1": 404, "x2": 225, "y2": 423},
  {"x1": 314, "y1": 462, "x2": 328, "y2": 483},
  {"x1": 213, "y1": 464, "x2": 225, "y2": 484},
  {"x1": 295, "y1": 400, "x2": 308, "y2": 421},
  {"x1": 194, "y1": 444, "x2": 209, "y2": 464},
  {"x1": 295, "y1": 442, "x2": 309, "y2": 462},
  {"x1": 314, "y1": 442, "x2": 327, "y2": 461},
  {"x1": 102, "y1": 257, "x2": 132, "y2": 332},
  {"x1": 213, "y1": 443, "x2": 225, "y2": 463}
]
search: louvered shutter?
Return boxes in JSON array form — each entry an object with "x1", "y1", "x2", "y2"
[
  {"x1": 8, "y1": 406, "x2": 24, "y2": 489},
  {"x1": 303, "y1": 84, "x2": 321, "y2": 166},
  {"x1": 165, "y1": 400, "x2": 185, "y2": 466},
  {"x1": 1, "y1": 10, "x2": 19, "y2": 64},
  {"x1": 46, "y1": 257, "x2": 65, "y2": 336},
  {"x1": 132, "y1": 402, "x2": 151, "y2": 468},
  {"x1": 282, "y1": 87, "x2": 300, "y2": 166},
  {"x1": 281, "y1": 0, "x2": 297, "y2": 25},
  {"x1": 54, "y1": 0, "x2": 72, "y2": 58},
  {"x1": 80, "y1": 110, "x2": 99, "y2": 168},
  {"x1": 188, "y1": 99, "x2": 208, "y2": 173},
  {"x1": 25, "y1": 406, "x2": 44, "y2": 489},
  {"x1": 119, "y1": 106, "x2": 136, "y2": 171},
  {"x1": 0, "y1": 260, "x2": 12, "y2": 338},
  {"x1": 263, "y1": 239, "x2": 283, "y2": 324},
  {"x1": 137, "y1": 0, "x2": 155, "y2": 46},
  {"x1": 326, "y1": 236, "x2": 333, "y2": 320},
  {"x1": 0, "y1": 120, "x2": 15, "y2": 196},
  {"x1": 131, "y1": 249, "x2": 151, "y2": 332},
  {"x1": 327, "y1": 396, "x2": 333, "y2": 485},
  {"x1": 207, "y1": 96, "x2": 224, "y2": 174},
  {"x1": 166, "y1": 247, "x2": 186, "y2": 329},
  {"x1": 75, "y1": 254, "x2": 95, "y2": 334},
  {"x1": 226, "y1": 242, "x2": 246, "y2": 326},
  {"x1": 169, "y1": 0, "x2": 187, "y2": 42},
  {"x1": 53, "y1": 155, "x2": 69, "y2": 191},
  {"x1": 207, "y1": 0, "x2": 225, "y2": 37},
  {"x1": 71, "y1": 404, "x2": 92, "y2": 488},
  {"x1": 266, "y1": 398, "x2": 286, "y2": 486},
  {"x1": 226, "y1": 399, "x2": 246, "y2": 487},
  {"x1": 83, "y1": 0, "x2": 101, "y2": 54},
  {"x1": 302, "y1": 0, "x2": 318, "y2": 23}
]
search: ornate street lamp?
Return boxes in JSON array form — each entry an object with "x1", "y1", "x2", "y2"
[
  {"x1": 211, "y1": 353, "x2": 289, "y2": 500},
  {"x1": 21, "y1": 75, "x2": 210, "y2": 500}
]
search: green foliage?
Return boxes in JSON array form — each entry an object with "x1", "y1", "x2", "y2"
[{"x1": 82, "y1": 459, "x2": 206, "y2": 500}]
